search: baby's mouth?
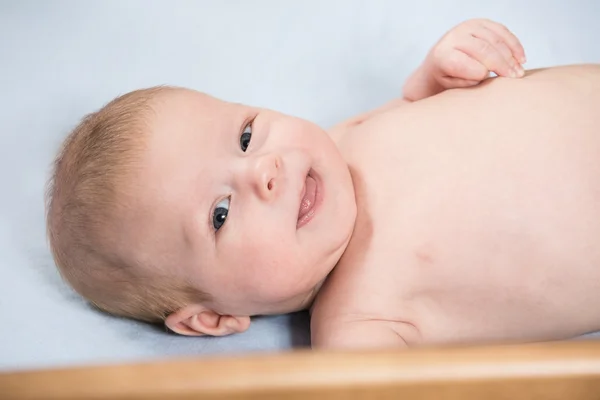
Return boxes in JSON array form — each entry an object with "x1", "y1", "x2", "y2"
[{"x1": 297, "y1": 172, "x2": 318, "y2": 228}]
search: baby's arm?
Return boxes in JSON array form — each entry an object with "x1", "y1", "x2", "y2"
[
  {"x1": 312, "y1": 319, "x2": 410, "y2": 350},
  {"x1": 403, "y1": 18, "x2": 526, "y2": 101},
  {"x1": 330, "y1": 19, "x2": 526, "y2": 134}
]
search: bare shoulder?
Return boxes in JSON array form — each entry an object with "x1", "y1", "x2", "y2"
[
  {"x1": 523, "y1": 63, "x2": 600, "y2": 78},
  {"x1": 310, "y1": 273, "x2": 419, "y2": 350},
  {"x1": 476, "y1": 64, "x2": 600, "y2": 95},
  {"x1": 311, "y1": 315, "x2": 410, "y2": 350},
  {"x1": 327, "y1": 98, "x2": 412, "y2": 144}
]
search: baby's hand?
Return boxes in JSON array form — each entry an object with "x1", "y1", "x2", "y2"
[{"x1": 425, "y1": 19, "x2": 527, "y2": 89}]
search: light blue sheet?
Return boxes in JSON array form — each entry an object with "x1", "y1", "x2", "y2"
[{"x1": 1, "y1": 0, "x2": 599, "y2": 371}]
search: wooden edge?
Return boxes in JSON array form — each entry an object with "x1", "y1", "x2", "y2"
[{"x1": 2, "y1": 340, "x2": 600, "y2": 400}]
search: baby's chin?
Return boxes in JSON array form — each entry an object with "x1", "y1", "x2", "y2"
[
  {"x1": 229, "y1": 282, "x2": 323, "y2": 317},
  {"x1": 269, "y1": 278, "x2": 326, "y2": 315}
]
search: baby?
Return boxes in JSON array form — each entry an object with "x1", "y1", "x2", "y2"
[{"x1": 47, "y1": 19, "x2": 600, "y2": 349}]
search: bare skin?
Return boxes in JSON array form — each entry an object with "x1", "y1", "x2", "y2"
[
  {"x1": 136, "y1": 19, "x2": 600, "y2": 348},
  {"x1": 311, "y1": 64, "x2": 600, "y2": 349}
]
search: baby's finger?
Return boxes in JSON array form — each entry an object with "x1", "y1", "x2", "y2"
[
  {"x1": 480, "y1": 19, "x2": 526, "y2": 64},
  {"x1": 456, "y1": 36, "x2": 516, "y2": 78},
  {"x1": 441, "y1": 76, "x2": 482, "y2": 88},
  {"x1": 472, "y1": 25, "x2": 522, "y2": 77},
  {"x1": 439, "y1": 49, "x2": 489, "y2": 83}
]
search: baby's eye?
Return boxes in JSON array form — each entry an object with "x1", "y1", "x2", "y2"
[
  {"x1": 212, "y1": 198, "x2": 230, "y2": 231},
  {"x1": 240, "y1": 122, "x2": 252, "y2": 152}
]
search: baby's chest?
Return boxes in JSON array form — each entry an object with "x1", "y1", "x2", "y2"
[
  {"x1": 319, "y1": 222, "x2": 593, "y2": 346},
  {"x1": 342, "y1": 114, "x2": 600, "y2": 299},
  {"x1": 326, "y1": 172, "x2": 570, "y2": 326}
]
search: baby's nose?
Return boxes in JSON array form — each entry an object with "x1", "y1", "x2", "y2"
[{"x1": 250, "y1": 153, "x2": 281, "y2": 200}]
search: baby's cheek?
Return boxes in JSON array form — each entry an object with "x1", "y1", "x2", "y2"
[
  {"x1": 231, "y1": 233, "x2": 304, "y2": 298},
  {"x1": 259, "y1": 275, "x2": 303, "y2": 303},
  {"x1": 249, "y1": 257, "x2": 305, "y2": 301},
  {"x1": 291, "y1": 120, "x2": 320, "y2": 142},
  {"x1": 267, "y1": 261, "x2": 314, "y2": 301},
  {"x1": 267, "y1": 114, "x2": 312, "y2": 142}
]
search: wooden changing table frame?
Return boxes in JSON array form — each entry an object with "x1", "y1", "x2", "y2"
[{"x1": 2, "y1": 340, "x2": 600, "y2": 399}]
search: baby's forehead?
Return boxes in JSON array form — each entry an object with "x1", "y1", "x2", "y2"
[
  {"x1": 155, "y1": 88, "x2": 221, "y2": 109},
  {"x1": 150, "y1": 88, "x2": 251, "y2": 125},
  {"x1": 143, "y1": 89, "x2": 253, "y2": 160}
]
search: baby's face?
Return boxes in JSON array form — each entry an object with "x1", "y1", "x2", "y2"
[{"x1": 134, "y1": 89, "x2": 356, "y2": 316}]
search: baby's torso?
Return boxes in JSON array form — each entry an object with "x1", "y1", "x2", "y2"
[{"x1": 312, "y1": 65, "x2": 600, "y2": 347}]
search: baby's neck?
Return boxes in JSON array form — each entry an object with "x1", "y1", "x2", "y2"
[{"x1": 306, "y1": 278, "x2": 329, "y2": 315}]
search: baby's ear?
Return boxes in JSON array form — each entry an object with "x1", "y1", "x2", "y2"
[{"x1": 165, "y1": 304, "x2": 250, "y2": 337}]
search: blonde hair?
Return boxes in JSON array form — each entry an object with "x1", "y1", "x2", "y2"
[{"x1": 46, "y1": 87, "x2": 209, "y2": 323}]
